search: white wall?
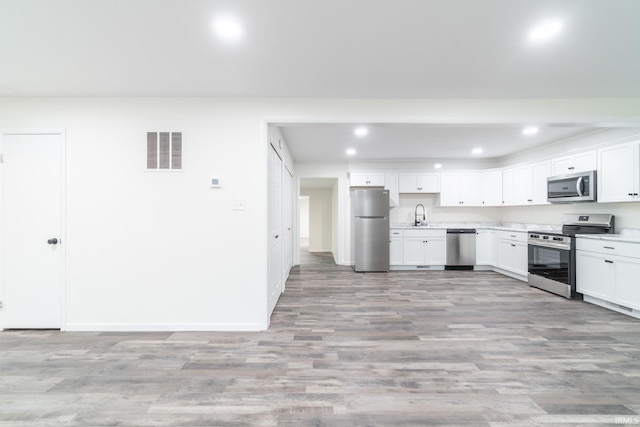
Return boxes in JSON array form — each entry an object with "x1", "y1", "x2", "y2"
[
  {"x1": 300, "y1": 188, "x2": 333, "y2": 252},
  {"x1": 1, "y1": 97, "x2": 639, "y2": 331},
  {"x1": 299, "y1": 196, "x2": 309, "y2": 238},
  {"x1": 392, "y1": 194, "x2": 502, "y2": 226}
]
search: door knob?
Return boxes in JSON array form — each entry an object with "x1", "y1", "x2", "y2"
[{"x1": 47, "y1": 238, "x2": 58, "y2": 245}]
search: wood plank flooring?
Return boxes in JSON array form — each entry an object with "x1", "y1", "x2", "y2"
[{"x1": 1, "y1": 252, "x2": 640, "y2": 426}]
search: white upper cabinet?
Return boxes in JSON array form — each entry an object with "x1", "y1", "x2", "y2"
[
  {"x1": 511, "y1": 165, "x2": 534, "y2": 205},
  {"x1": 398, "y1": 173, "x2": 440, "y2": 193},
  {"x1": 481, "y1": 169, "x2": 503, "y2": 206},
  {"x1": 440, "y1": 172, "x2": 482, "y2": 206},
  {"x1": 598, "y1": 141, "x2": 640, "y2": 203},
  {"x1": 350, "y1": 172, "x2": 385, "y2": 187},
  {"x1": 385, "y1": 173, "x2": 399, "y2": 207},
  {"x1": 531, "y1": 161, "x2": 551, "y2": 205},
  {"x1": 502, "y1": 168, "x2": 514, "y2": 206},
  {"x1": 509, "y1": 161, "x2": 551, "y2": 205},
  {"x1": 551, "y1": 150, "x2": 597, "y2": 176}
]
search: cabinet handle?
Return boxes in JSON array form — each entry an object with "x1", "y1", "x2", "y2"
[
  {"x1": 605, "y1": 260, "x2": 614, "y2": 264},
  {"x1": 511, "y1": 244, "x2": 516, "y2": 247},
  {"x1": 568, "y1": 166, "x2": 575, "y2": 170},
  {"x1": 510, "y1": 235, "x2": 516, "y2": 238},
  {"x1": 603, "y1": 246, "x2": 615, "y2": 250},
  {"x1": 527, "y1": 199, "x2": 533, "y2": 202},
  {"x1": 629, "y1": 193, "x2": 634, "y2": 196},
  {"x1": 635, "y1": 193, "x2": 639, "y2": 196},
  {"x1": 417, "y1": 187, "x2": 422, "y2": 191},
  {"x1": 275, "y1": 235, "x2": 279, "y2": 239}
]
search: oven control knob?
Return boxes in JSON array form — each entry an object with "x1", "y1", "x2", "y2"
[
  {"x1": 543, "y1": 236, "x2": 549, "y2": 239},
  {"x1": 553, "y1": 237, "x2": 562, "y2": 241}
]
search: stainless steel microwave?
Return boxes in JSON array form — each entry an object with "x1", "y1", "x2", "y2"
[{"x1": 547, "y1": 170, "x2": 597, "y2": 203}]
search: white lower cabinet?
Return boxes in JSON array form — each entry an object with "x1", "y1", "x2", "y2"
[
  {"x1": 476, "y1": 229, "x2": 497, "y2": 265},
  {"x1": 389, "y1": 229, "x2": 446, "y2": 267},
  {"x1": 576, "y1": 238, "x2": 640, "y2": 316},
  {"x1": 402, "y1": 231, "x2": 446, "y2": 265},
  {"x1": 497, "y1": 231, "x2": 528, "y2": 276},
  {"x1": 389, "y1": 237, "x2": 403, "y2": 266}
]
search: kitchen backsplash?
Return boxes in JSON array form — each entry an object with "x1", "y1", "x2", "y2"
[{"x1": 394, "y1": 193, "x2": 640, "y2": 230}]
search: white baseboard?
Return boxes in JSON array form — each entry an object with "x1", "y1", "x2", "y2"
[
  {"x1": 390, "y1": 265, "x2": 445, "y2": 271},
  {"x1": 583, "y1": 295, "x2": 640, "y2": 320},
  {"x1": 65, "y1": 322, "x2": 266, "y2": 332}
]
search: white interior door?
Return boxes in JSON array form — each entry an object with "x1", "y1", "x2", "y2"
[
  {"x1": 282, "y1": 167, "x2": 293, "y2": 285},
  {"x1": 267, "y1": 144, "x2": 282, "y2": 317},
  {"x1": 1, "y1": 132, "x2": 64, "y2": 329}
]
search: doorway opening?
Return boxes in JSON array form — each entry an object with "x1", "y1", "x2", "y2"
[{"x1": 299, "y1": 178, "x2": 338, "y2": 266}]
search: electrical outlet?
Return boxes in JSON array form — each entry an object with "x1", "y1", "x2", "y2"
[{"x1": 0, "y1": 301, "x2": 3, "y2": 309}]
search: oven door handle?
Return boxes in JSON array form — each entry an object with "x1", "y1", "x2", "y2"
[{"x1": 576, "y1": 176, "x2": 584, "y2": 196}]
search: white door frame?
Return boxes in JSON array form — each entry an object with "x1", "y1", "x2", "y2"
[{"x1": 0, "y1": 129, "x2": 67, "y2": 331}]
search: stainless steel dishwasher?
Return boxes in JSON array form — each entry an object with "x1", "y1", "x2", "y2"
[{"x1": 445, "y1": 229, "x2": 476, "y2": 270}]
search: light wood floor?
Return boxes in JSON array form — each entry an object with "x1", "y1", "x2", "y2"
[{"x1": 1, "y1": 252, "x2": 640, "y2": 426}]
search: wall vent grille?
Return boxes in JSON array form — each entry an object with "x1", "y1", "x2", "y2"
[{"x1": 147, "y1": 132, "x2": 182, "y2": 170}]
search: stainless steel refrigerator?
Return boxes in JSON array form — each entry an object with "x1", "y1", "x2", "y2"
[{"x1": 351, "y1": 188, "x2": 390, "y2": 272}]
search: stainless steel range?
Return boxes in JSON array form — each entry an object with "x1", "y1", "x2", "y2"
[{"x1": 528, "y1": 214, "x2": 614, "y2": 299}]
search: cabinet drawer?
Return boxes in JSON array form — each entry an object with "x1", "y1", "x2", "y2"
[
  {"x1": 389, "y1": 229, "x2": 404, "y2": 237},
  {"x1": 576, "y1": 238, "x2": 640, "y2": 259},
  {"x1": 403, "y1": 229, "x2": 446, "y2": 238},
  {"x1": 497, "y1": 230, "x2": 527, "y2": 243}
]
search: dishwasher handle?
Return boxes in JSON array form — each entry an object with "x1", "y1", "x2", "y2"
[{"x1": 446, "y1": 228, "x2": 477, "y2": 234}]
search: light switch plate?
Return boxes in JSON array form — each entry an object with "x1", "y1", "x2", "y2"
[{"x1": 233, "y1": 199, "x2": 246, "y2": 211}]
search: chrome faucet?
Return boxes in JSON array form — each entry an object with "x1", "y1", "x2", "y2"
[{"x1": 415, "y1": 204, "x2": 426, "y2": 226}]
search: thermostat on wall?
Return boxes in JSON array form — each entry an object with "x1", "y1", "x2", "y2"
[{"x1": 210, "y1": 177, "x2": 222, "y2": 188}]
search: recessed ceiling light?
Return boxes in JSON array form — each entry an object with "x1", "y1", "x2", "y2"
[
  {"x1": 523, "y1": 126, "x2": 539, "y2": 136},
  {"x1": 354, "y1": 127, "x2": 368, "y2": 137},
  {"x1": 213, "y1": 15, "x2": 243, "y2": 39},
  {"x1": 346, "y1": 148, "x2": 356, "y2": 156},
  {"x1": 528, "y1": 19, "x2": 563, "y2": 43},
  {"x1": 472, "y1": 148, "x2": 483, "y2": 155},
  {"x1": 434, "y1": 163, "x2": 442, "y2": 169}
]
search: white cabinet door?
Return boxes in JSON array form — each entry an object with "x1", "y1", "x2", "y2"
[
  {"x1": 459, "y1": 173, "x2": 483, "y2": 206},
  {"x1": 476, "y1": 230, "x2": 497, "y2": 265},
  {"x1": 399, "y1": 173, "x2": 440, "y2": 193},
  {"x1": 551, "y1": 151, "x2": 597, "y2": 175},
  {"x1": 424, "y1": 237, "x2": 447, "y2": 265},
  {"x1": 497, "y1": 237, "x2": 526, "y2": 274},
  {"x1": 439, "y1": 173, "x2": 461, "y2": 206},
  {"x1": 350, "y1": 172, "x2": 385, "y2": 187},
  {"x1": 403, "y1": 238, "x2": 425, "y2": 265},
  {"x1": 614, "y1": 256, "x2": 640, "y2": 311},
  {"x1": 368, "y1": 173, "x2": 386, "y2": 186},
  {"x1": 390, "y1": 237, "x2": 403, "y2": 265},
  {"x1": 513, "y1": 242, "x2": 528, "y2": 276},
  {"x1": 531, "y1": 161, "x2": 551, "y2": 204},
  {"x1": 385, "y1": 173, "x2": 399, "y2": 207},
  {"x1": 598, "y1": 142, "x2": 638, "y2": 203},
  {"x1": 497, "y1": 240, "x2": 515, "y2": 271},
  {"x1": 440, "y1": 173, "x2": 481, "y2": 206},
  {"x1": 576, "y1": 251, "x2": 613, "y2": 300},
  {"x1": 574, "y1": 150, "x2": 597, "y2": 173},
  {"x1": 551, "y1": 156, "x2": 574, "y2": 176},
  {"x1": 502, "y1": 168, "x2": 514, "y2": 206},
  {"x1": 512, "y1": 165, "x2": 533, "y2": 205},
  {"x1": 481, "y1": 170, "x2": 503, "y2": 206},
  {"x1": 417, "y1": 173, "x2": 441, "y2": 192}
]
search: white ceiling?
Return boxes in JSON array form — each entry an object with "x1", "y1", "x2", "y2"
[
  {"x1": 2, "y1": 0, "x2": 639, "y2": 162},
  {"x1": 280, "y1": 124, "x2": 604, "y2": 163}
]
